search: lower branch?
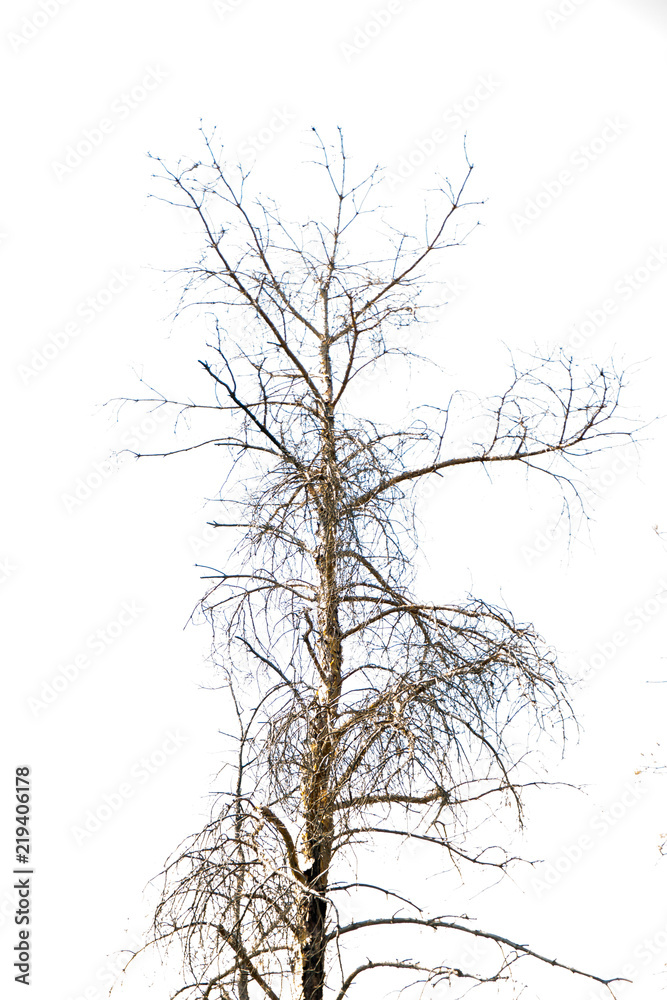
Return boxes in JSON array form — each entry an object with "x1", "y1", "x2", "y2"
[
  {"x1": 335, "y1": 959, "x2": 491, "y2": 1000},
  {"x1": 327, "y1": 916, "x2": 629, "y2": 991}
]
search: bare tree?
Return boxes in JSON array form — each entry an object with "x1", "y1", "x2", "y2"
[{"x1": 122, "y1": 130, "x2": 632, "y2": 1000}]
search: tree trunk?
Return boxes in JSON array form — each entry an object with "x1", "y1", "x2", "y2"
[{"x1": 300, "y1": 339, "x2": 341, "y2": 1000}]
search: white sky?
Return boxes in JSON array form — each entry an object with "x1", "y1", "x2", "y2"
[{"x1": 1, "y1": 1, "x2": 666, "y2": 998}]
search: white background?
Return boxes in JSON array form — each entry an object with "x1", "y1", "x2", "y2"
[{"x1": 1, "y1": 1, "x2": 667, "y2": 998}]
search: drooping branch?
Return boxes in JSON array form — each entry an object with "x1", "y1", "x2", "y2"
[{"x1": 327, "y1": 916, "x2": 628, "y2": 991}]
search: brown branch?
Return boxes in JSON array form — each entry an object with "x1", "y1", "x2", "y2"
[
  {"x1": 256, "y1": 805, "x2": 306, "y2": 886},
  {"x1": 334, "y1": 789, "x2": 445, "y2": 811},
  {"x1": 327, "y1": 916, "x2": 628, "y2": 988},
  {"x1": 334, "y1": 960, "x2": 470, "y2": 1000},
  {"x1": 215, "y1": 924, "x2": 282, "y2": 1000}
]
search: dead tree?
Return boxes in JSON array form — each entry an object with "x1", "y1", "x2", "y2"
[{"x1": 123, "y1": 130, "x2": 631, "y2": 1000}]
